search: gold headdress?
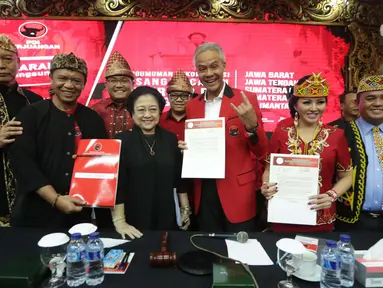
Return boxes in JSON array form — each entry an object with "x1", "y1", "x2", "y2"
[
  {"x1": 105, "y1": 51, "x2": 134, "y2": 79},
  {"x1": 293, "y1": 73, "x2": 329, "y2": 98},
  {"x1": 167, "y1": 70, "x2": 193, "y2": 94},
  {"x1": 357, "y1": 75, "x2": 383, "y2": 94},
  {"x1": 0, "y1": 34, "x2": 18, "y2": 55},
  {"x1": 50, "y1": 52, "x2": 88, "y2": 79}
]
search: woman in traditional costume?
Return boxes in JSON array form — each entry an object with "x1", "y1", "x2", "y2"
[
  {"x1": 111, "y1": 86, "x2": 190, "y2": 239},
  {"x1": 261, "y1": 73, "x2": 353, "y2": 232}
]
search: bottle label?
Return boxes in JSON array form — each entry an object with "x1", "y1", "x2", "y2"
[
  {"x1": 341, "y1": 255, "x2": 355, "y2": 263},
  {"x1": 67, "y1": 250, "x2": 85, "y2": 263},
  {"x1": 87, "y1": 250, "x2": 104, "y2": 261},
  {"x1": 323, "y1": 259, "x2": 340, "y2": 270}
]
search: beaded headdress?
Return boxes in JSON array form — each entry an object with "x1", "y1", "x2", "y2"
[
  {"x1": 293, "y1": 73, "x2": 329, "y2": 98},
  {"x1": 357, "y1": 75, "x2": 383, "y2": 94}
]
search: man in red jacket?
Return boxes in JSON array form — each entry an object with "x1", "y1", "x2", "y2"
[{"x1": 180, "y1": 42, "x2": 268, "y2": 232}]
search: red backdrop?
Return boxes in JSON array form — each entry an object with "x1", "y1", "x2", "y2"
[{"x1": 0, "y1": 20, "x2": 350, "y2": 132}]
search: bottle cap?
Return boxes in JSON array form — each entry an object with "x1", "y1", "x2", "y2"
[
  {"x1": 326, "y1": 240, "x2": 337, "y2": 248},
  {"x1": 89, "y1": 232, "x2": 100, "y2": 239},
  {"x1": 70, "y1": 233, "x2": 82, "y2": 240},
  {"x1": 340, "y1": 234, "x2": 351, "y2": 243}
]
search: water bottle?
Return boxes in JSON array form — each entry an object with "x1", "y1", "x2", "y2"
[
  {"x1": 66, "y1": 233, "x2": 86, "y2": 287},
  {"x1": 337, "y1": 234, "x2": 355, "y2": 287},
  {"x1": 85, "y1": 232, "x2": 104, "y2": 286},
  {"x1": 320, "y1": 240, "x2": 341, "y2": 288}
]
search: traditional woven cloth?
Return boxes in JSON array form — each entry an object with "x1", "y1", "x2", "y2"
[
  {"x1": 372, "y1": 127, "x2": 383, "y2": 164},
  {"x1": 105, "y1": 51, "x2": 134, "y2": 79},
  {"x1": 166, "y1": 70, "x2": 193, "y2": 94},
  {"x1": 357, "y1": 75, "x2": 383, "y2": 94},
  {"x1": 0, "y1": 34, "x2": 17, "y2": 54},
  {"x1": 50, "y1": 53, "x2": 88, "y2": 79},
  {"x1": 0, "y1": 86, "x2": 30, "y2": 227},
  {"x1": 293, "y1": 72, "x2": 329, "y2": 98}
]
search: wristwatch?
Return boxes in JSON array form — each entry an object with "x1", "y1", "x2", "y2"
[{"x1": 245, "y1": 123, "x2": 258, "y2": 134}]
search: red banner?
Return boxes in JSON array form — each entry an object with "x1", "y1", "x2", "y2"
[{"x1": 0, "y1": 20, "x2": 349, "y2": 132}]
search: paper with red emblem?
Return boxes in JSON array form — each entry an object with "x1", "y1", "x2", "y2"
[
  {"x1": 69, "y1": 139, "x2": 121, "y2": 208},
  {"x1": 267, "y1": 153, "x2": 320, "y2": 226},
  {"x1": 182, "y1": 118, "x2": 225, "y2": 179}
]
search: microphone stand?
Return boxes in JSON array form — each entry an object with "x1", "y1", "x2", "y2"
[{"x1": 189, "y1": 234, "x2": 260, "y2": 288}]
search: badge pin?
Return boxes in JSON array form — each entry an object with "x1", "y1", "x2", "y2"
[{"x1": 229, "y1": 125, "x2": 239, "y2": 137}]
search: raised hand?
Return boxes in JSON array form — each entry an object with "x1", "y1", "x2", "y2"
[{"x1": 230, "y1": 91, "x2": 258, "y2": 130}]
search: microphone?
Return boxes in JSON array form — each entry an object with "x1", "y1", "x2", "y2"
[{"x1": 202, "y1": 231, "x2": 249, "y2": 243}]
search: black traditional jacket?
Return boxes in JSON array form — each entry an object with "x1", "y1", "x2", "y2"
[
  {"x1": 8, "y1": 99, "x2": 108, "y2": 228},
  {"x1": 330, "y1": 120, "x2": 368, "y2": 224}
]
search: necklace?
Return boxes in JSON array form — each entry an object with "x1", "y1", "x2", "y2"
[
  {"x1": 295, "y1": 122, "x2": 321, "y2": 155},
  {"x1": 144, "y1": 138, "x2": 156, "y2": 156}
]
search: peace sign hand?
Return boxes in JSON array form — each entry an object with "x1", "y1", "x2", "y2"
[{"x1": 230, "y1": 91, "x2": 258, "y2": 130}]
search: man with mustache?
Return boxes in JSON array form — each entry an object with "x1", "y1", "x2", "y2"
[
  {"x1": 336, "y1": 75, "x2": 383, "y2": 231},
  {"x1": 0, "y1": 34, "x2": 42, "y2": 226},
  {"x1": 8, "y1": 53, "x2": 108, "y2": 228},
  {"x1": 179, "y1": 42, "x2": 268, "y2": 232},
  {"x1": 328, "y1": 90, "x2": 359, "y2": 127},
  {"x1": 91, "y1": 51, "x2": 134, "y2": 138}
]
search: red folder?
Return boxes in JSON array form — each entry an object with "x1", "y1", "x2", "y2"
[{"x1": 69, "y1": 139, "x2": 121, "y2": 208}]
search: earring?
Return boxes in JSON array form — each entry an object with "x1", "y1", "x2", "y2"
[
  {"x1": 318, "y1": 117, "x2": 323, "y2": 127},
  {"x1": 294, "y1": 112, "x2": 299, "y2": 127}
]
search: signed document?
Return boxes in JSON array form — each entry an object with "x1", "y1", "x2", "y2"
[
  {"x1": 181, "y1": 118, "x2": 225, "y2": 179},
  {"x1": 267, "y1": 153, "x2": 320, "y2": 226}
]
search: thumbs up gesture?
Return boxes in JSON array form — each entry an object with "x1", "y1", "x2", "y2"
[{"x1": 230, "y1": 91, "x2": 258, "y2": 130}]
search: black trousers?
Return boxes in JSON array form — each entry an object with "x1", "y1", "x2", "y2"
[
  {"x1": 197, "y1": 179, "x2": 256, "y2": 233},
  {"x1": 336, "y1": 211, "x2": 383, "y2": 232}
]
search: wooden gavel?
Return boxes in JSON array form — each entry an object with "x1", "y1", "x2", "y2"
[{"x1": 149, "y1": 231, "x2": 177, "y2": 267}]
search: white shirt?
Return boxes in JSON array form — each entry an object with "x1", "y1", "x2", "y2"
[{"x1": 204, "y1": 83, "x2": 225, "y2": 119}]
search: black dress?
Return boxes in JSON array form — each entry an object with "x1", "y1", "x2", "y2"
[{"x1": 115, "y1": 125, "x2": 183, "y2": 230}]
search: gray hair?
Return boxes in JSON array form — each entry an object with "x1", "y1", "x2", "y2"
[{"x1": 193, "y1": 42, "x2": 226, "y2": 67}]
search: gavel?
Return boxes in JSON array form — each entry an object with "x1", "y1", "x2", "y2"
[{"x1": 149, "y1": 231, "x2": 177, "y2": 267}]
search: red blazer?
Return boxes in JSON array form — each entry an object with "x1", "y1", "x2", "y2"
[{"x1": 186, "y1": 85, "x2": 268, "y2": 223}]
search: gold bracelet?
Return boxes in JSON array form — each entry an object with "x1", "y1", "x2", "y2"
[
  {"x1": 112, "y1": 216, "x2": 125, "y2": 223},
  {"x1": 180, "y1": 206, "x2": 192, "y2": 216}
]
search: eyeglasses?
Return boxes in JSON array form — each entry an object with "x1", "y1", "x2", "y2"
[
  {"x1": 168, "y1": 93, "x2": 191, "y2": 101},
  {"x1": 134, "y1": 107, "x2": 159, "y2": 115}
]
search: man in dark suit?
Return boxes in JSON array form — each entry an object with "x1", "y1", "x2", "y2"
[
  {"x1": 180, "y1": 42, "x2": 268, "y2": 232},
  {"x1": 328, "y1": 90, "x2": 359, "y2": 127},
  {"x1": 0, "y1": 34, "x2": 42, "y2": 226}
]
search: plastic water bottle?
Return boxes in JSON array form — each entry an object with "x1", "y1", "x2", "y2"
[
  {"x1": 320, "y1": 240, "x2": 341, "y2": 288},
  {"x1": 85, "y1": 232, "x2": 104, "y2": 286},
  {"x1": 337, "y1": 234, "x2": 355, "y2": 287},
  {"x1": 66, "y1": 233, "x2": 86, "y2": 287}
]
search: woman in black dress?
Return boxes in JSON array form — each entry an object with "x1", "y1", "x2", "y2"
[{"x1": 111, "y1": 86, "x2": 191, "y2": 239}]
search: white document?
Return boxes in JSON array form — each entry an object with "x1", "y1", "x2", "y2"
[
  {"x1": 267, "y1": 153, "x2": 320, "y2": 226},
  {"x1": 225, "y1": 239, "x2": 273, "y2": 266},
  {"x1": 182, "y1": 118, "x2": 225, "y2": 179},
  {"x1": 100, "y1": 238, "x2": 130, "y2": 248}
]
